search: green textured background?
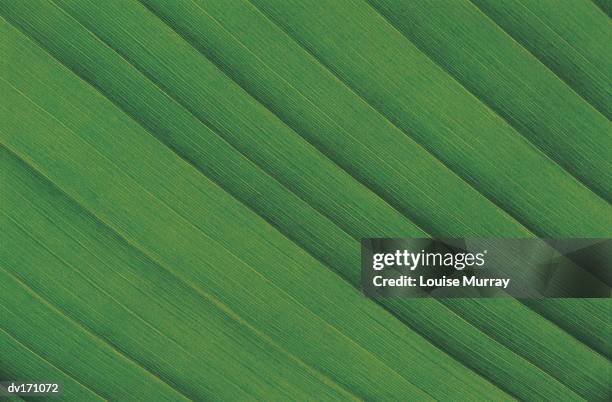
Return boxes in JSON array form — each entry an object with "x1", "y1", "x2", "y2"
[{"x1": 1, "y1": 0, "x2": 611, "y2": 400}]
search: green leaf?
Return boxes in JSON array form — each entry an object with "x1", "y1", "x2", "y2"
[
  {"x1": 1, "y1": 0, "x2": 610, "y2": 400},
  {"x1": 0, "y1": 16, "x2": 507, "y2": 400}
]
